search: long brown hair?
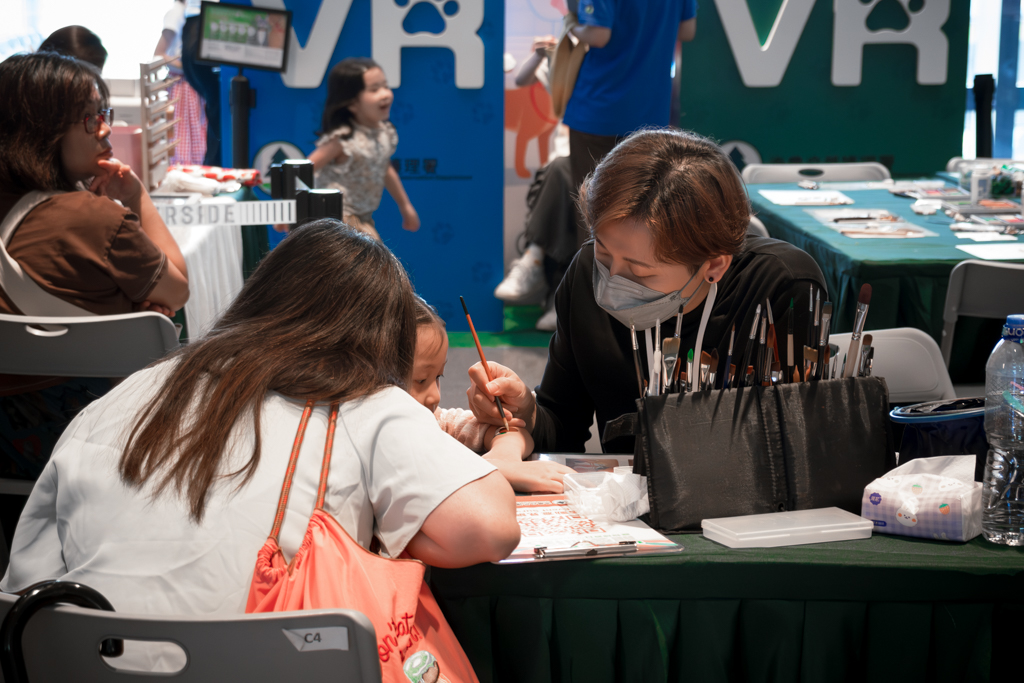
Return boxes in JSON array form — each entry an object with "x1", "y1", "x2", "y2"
[
  {"x1": 578, "y1": 128, "x2": 750, "y2": 270},
  {"x1": 120, "y1": 220, "x2": 417, "y2": 522},
  {"x1": 0, "y1": 52, "x2": 109, "y2": 193}
]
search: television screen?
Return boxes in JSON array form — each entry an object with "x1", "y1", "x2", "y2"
[{"x1": 197, "y1": 1, "x2": 291, "y2": 72}]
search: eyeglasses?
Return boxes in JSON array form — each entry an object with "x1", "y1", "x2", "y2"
[{"x1": 82, "y1": 108, "x2": 113, "y2": 134}]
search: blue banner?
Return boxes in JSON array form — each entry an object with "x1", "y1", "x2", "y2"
[{"x1": 219, "y1": 0, "x2": 504, "y2": 331}]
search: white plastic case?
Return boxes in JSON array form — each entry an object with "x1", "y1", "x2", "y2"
[{"x1": 702, "y1": 507, "x2": 873, "y2": 548}]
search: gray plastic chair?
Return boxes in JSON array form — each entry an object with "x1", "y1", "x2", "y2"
[
  {"x1": 3, "y1": 596, "x2": 380, "y2": 682},
  {"x1": 0, "y1": 312, "x2": 178, "y2": 378},
  {"x1": 828, "y1": 328, "x2": 955, "y2": 404},
  {"x1": 0, "y1": 312, "x2": 179, "y2": 496},
  {"x1": 940, "y1": 260, "x2": 1024, "y2": 367},
  {"x1": 747, "y1": 215, "x2": 769, "y2": 238},
  {"x1": 945, "y1": 156, "x2": 1024, "y2": 173},
  {"x1": 741, "y1": 162, "x2": 891, "y2": 184}
]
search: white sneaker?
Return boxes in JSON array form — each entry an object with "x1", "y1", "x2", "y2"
[
  {"x1": 536, "y1": 305, "x2": 557, "y2": 331},
  {"x1": 494, "y1": 245, "x2": 546, "y2": 304}
]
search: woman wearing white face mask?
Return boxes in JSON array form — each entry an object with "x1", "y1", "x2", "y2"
[{"x1": 468, "y1": 128, "x2": 827, "y2": 454}]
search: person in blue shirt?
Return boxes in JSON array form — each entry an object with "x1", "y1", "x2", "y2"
[{"x1": 565, "y1": 0, "x2": 697, "y2": 194}]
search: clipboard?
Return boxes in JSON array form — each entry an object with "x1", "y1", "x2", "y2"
[
  {"x1": 534, "y1": 540, "x2": 638, "y2": 559},
  {"x1": 498, "y1": 495, "x2": 683, "y2": 564}
]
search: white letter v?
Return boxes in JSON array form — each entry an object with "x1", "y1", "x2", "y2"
[{"x1": 715, "y1": 0, "x2": 816, "y2": 88}]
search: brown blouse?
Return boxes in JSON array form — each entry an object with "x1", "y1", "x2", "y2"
[{"x1": 0, "y1": 191, "x2": 167, "y2": 395}]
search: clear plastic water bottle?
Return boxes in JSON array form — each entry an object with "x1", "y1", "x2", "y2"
[{"x1": 982, "y1": 314, "x2": 1024, "y2": 545}]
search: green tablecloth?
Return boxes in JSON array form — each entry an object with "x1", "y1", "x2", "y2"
[
  {"x1": 431, "y1": 534, "x2": 1024, "y2": 682},
  {"x1": 747, "y1": 184, "x2": 1018, "y2": 382}
]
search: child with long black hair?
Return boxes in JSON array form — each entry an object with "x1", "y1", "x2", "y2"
[{"x1": 307, "y1": 57, "x2": 419, "y2": 240}]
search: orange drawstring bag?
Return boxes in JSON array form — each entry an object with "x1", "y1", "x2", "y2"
[{"x1": 246, "y1": 401, "x2": 480, "y2": 683}]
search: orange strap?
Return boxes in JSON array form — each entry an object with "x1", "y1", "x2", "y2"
[
  {"x1": 269, "y1": 401, "x2": 314, "y2": 542},
  {"x1": 315, "y1": 402, "x2": 340, "y2": 509},
  {"x1": 269, "y1": 401, "x2": 341, "y2": 542}
]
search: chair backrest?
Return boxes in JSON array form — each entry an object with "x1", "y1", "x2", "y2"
[
  {"x1": 12, "y1": 603, "x2": 380, "y2": 682},
  {"x1": 747, "y1": 215, "x2": 769, "y2": 238},
  {"x1": 0, "y1": 312, "x2": 179, "y2": 378},
  {"x1": 940, "y1": 260, "x2": 1024, "y2": 366},
  {"x1": 945, "y1": 156, "x2": 1024, "y2": 173},
  {"x1": 741, "y1": 162, "x2": 891, "y2": 184},
  {"x1": 0, "y1": 592, "x2": 16, "y2": 682},
  {"x1": 828, "y1": 327, "x2": 955, "y2": 404}
]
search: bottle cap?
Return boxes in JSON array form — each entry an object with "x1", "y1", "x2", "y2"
[{"x1": 1003, "y1": 314, "x2": 1024, "y2": 341}]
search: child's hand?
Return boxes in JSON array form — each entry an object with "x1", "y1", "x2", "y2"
[
  {"x1": 400, "y1": 204, "x2": 420, "y2": 232},
  {"x1": 533, "y1": 36, "x2": 557, "y2": 55},
  {"x1": 484, "y1": 459, "x2": 575, "y2": 494}
]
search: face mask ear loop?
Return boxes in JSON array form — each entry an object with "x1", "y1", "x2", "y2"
[
  {"x1": 692, "y1": 282, "x2": 718, "y2": 379},
  {"x1": 644, "y1": 327, "x2": 655, "y2": 395}
]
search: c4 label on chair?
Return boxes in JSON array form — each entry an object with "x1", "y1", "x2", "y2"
[{"x1": 282, "y1": 626, "x2": 349, "y2": 652}]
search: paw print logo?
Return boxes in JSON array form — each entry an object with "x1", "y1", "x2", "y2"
[
  {"x1": 372, "y1": 0, "x2": 484, "y2": 88},
  {"x1": 432, "y1": 221, "x2": 454, "y2": 245},
  {"x1": 862, "y1": 0, "x2": 925, "y2": 30},
  {"x1": 434, "y1": 301, "x2": 455, "y2": 324},
  {"x1": 394, "y1": 0, "x2": 461, "y2": 34},
  {"x1": 430, "y1": 58, "x2": 455, "y2": 85},
  {"x1": 472, "y1": 103, "x2": 495, "y2": 125},
  {"x1": 832, "y1": 0, "x2": 947, "y2": 86},
  {"x1": 471, "y1": 261, "x2": 493, "y2": 284},
  {"x1": 390, "y1": 102, "x2": 415, "y2": 126}
]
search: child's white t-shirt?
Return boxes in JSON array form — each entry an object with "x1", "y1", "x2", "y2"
[{"x1": 1, "y1": 361, "x2": 495, "y2": 617}]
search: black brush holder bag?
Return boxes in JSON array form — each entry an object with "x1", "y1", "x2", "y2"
[{"x1": 606, "y1": 377, "x2": 897, "y2": 533}]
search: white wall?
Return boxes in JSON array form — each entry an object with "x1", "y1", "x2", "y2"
[{"x1": 0, "y1": 0, "x2": 170, "y2": 80}]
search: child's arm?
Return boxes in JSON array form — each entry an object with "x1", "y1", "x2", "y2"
[
  {"x1": 384, "y1": 165, "x2": 420, "y2": 232},
  {"x1": 483, "y1": 429, "x2": 576, "y2": 494},
  {"x1": 308, "y1": 139, "x2": 347, "y2": 172}
]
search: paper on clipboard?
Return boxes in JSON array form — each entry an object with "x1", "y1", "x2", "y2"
[
  {"x1": 497, "y1": 495, "x2": 683, "y2": 564},
  {"x1": 758, "y1": 190, "x2": 854, "y2": 206}
]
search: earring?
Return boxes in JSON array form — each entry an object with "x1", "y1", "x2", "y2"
[{"x1": 707, "y1": 276, "x2": 714, "y2": 283}]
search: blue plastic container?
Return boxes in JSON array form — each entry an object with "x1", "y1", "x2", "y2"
[{"x1": 890, "y1": 398, "x2": 988, "y2": 481}]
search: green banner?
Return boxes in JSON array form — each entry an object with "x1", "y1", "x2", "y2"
[{"x1": 679, "y1": 0, "x2": 969, "y2": 176}]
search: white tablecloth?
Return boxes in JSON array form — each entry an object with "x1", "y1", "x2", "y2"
[{"x1": 168, "y1": 198, "x2": 244, "y2": 339}]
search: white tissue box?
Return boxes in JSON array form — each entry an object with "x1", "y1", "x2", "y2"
[{"x1": 861, "y1": 455, "x2": 982, "y2": 542}]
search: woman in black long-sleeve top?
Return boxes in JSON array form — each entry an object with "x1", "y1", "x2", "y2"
[{"x1": 469, "y1": 129, "x2": 827, "y2": 454}]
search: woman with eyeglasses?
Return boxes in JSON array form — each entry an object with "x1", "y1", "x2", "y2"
[{"x1": 0, "y1": 53, "x2": 188, "y2": 495}]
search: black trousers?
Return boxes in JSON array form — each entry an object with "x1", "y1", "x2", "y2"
[
  {"x1": 181, "y1": 16, "x2": 223, "y2": 167},
  {"x1": 522, "y1": 156, "x2": 578, "y2": 294},
  {"x1": 568, "y1": 128, "x2": 623, "y2": 247}
]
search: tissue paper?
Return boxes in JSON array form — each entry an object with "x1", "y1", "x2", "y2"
[
  {"x1": 564, "y1": 471, "x2": 649, "y2": 522},
  {"x1": 861, "y1": 455, "x2": 982, "y2": 542}
]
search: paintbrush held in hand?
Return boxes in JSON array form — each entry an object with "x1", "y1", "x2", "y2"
[{"x1": 460, "y1": 296, "x2": 510, "y2": 433}]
